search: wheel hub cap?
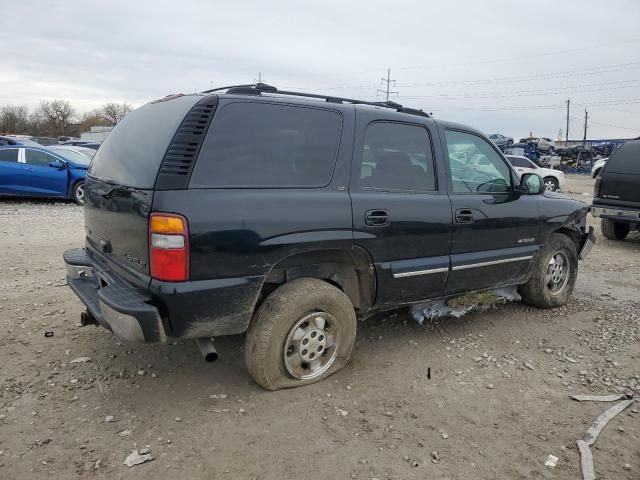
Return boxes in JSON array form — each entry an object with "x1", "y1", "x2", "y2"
[
  {"x1": 546, "y1": 252, "x2": 569, "y2": 294},
  {"x1": 283, "y1": 312, "x2": 340, "y2": 380}
]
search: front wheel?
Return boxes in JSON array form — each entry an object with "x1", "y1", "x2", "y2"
[
  {"x1": 519, "y1": 233, "x2": 578, "y2": 309},
  {"x1": 601, "y1": 218, "x2": 630, "y2": 241},
  {"x1": 543, "y1": 177, "x2": 559, "y2": 192},
  {"x1": 245, "y1": 278, "x2": 357, "y2": 391},
  {"x1": 72, "y1": 181, "x2": 85, "y2": 206},
  {"x1": 507, "y1": 140, "x2": 514, "y2": 146}
]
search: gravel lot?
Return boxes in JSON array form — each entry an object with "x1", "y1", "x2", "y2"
[{"x1": 0, "y1": 175, "x2": 638, "y2": 479}]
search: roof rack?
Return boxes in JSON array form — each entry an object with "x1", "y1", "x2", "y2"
[{"x1": 201, "y1": 83, "x2": 430, "y2": 118}]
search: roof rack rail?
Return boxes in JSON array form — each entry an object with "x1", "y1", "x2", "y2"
[{"x1": 201, "y1": 83, "x2": 430, "y2": 118}]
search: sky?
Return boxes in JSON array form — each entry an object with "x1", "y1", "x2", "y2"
[{"x1": 1, "y1": 0, "x2": 639, "y2": 140}]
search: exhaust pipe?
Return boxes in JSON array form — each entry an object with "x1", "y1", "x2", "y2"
[{"x1": 195, "y1": 337, "x2": 218, "y2": 362}]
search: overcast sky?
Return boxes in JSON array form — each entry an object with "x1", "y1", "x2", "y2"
[{"x1": 1, "y1": 0, "x2": 639, "y2": 139}]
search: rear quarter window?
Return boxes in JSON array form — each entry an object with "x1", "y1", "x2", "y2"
[
  {"x1": 603, "y1": 141, "x2": 640, "y2": 175},
  {"x1": 88, "y1": 95, "x2": 203, "y2": 188},
  {"x1": 189, "y1": 102, "x2": 342, "y2": 188}
]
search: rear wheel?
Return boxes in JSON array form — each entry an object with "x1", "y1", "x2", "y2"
[
  {"x1": 543, "y1": 177, "x2": 559, "y2": 192},
  {"x1": 548, "y1": 147, "x2": 555, "y2": 154},
  {"x1": 507, "y1": 140, "x2": 514, "y2": 146},
  {"x1": 72, "y1": 181, "x2": 85, "y2": 206},
  {"x1": 245, "y1": 278, "x2": 357, "y2": 390},
  {"x1": 601, "y1": 218, "x2": 630, "y2": 241},
  {"x1": 519, "y1": 233, "x2": 578, "y2": 309}
]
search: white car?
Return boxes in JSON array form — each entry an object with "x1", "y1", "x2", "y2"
[
  {"x1": 506, "y1": 155, "x2": 565, "y2": 192},
  {"x1": 591, "y1": 157, "x2": 608, "y2": 178},
  {"x1": 519, "y1": 137, "x2": 556, "y2": 153}
]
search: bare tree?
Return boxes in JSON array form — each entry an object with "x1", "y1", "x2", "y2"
[
  {"x1": 0, "y1": 105, "x2": 30, "y2": 134},
  {"x1": 38, "y1": 99, "x2": 76, "y2": 135},
  {"x1": 100, "y1": 102, "x2": 132, "y2": 126},
  {"x1": 81, "y1": 109, "x2": 106, "y2": 131}
]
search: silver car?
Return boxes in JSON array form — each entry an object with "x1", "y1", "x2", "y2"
[{"x1": 488, "y1": 133, "x2": 513, "y2": 147}]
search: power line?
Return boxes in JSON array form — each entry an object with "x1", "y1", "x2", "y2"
[{"x1": 281, "y1": 60, "x2": 640, "y2": 93}]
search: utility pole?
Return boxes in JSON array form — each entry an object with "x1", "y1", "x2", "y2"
[
  {"x1": 377, "y1": 68, "x2": 397, "y2": 102},
  {"x1": 254, "y1": 72, "x2": 263, "y2": 84},
  {"x1": 582, "y1": 108, "x2": 588, "y2": 147},
  {"x1": 565, "y1": 99, "x2": 570, "y2": 146}
]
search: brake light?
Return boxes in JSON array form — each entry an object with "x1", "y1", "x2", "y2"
[{"x1": 149, "y1": 213, "x2": 189, "y2": 281}]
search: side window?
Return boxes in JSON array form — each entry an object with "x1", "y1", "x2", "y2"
[
  {"x1": 190, "y1": 102, "x2": 342, "y2": 188},
  {"x1": 25, "y1": 149, "x2": 57, "y2": 167},
  {"x1": 0, "y1": 149, "x2": 19, "y2": 163},
  {"x1": 509, "y1": 157, "x2": 531, "y2": 168},
  {"x1": 445, "y1": 130, "x2": 512, "y2": 193},
  {"x1": 358, "y1": 122, "x2": 436, "y2": 192}
]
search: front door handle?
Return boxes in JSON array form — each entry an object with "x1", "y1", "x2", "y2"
[
  {"x1": 365, "y1": 209, "x2": 390, "y2": 227},
  {"x1": 455, "y1": 208, "x2": 474, "y2": 224},
  {"x1": 24, "y1": 166, "x2": 33, "y2": 171}
]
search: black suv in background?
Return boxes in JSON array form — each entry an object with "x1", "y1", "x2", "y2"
[
  {"x1": 64, "y1": 84, "x2": 594, "y2": 390},
  {"x1": 592, "y1": 140, "x2": 640, "y2": 240}
]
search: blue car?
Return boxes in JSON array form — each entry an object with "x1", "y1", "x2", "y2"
[{"x1": 0, "y1": 145, "x2": 90, "y2": 205}]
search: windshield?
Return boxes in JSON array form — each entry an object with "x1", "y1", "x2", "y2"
[{"x1": 48, "y1": 147, "x2": 92, "y2": 165}]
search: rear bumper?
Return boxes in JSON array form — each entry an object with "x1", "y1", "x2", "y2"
[
  {"x1": 591, "y1": 206, "x2": 640, "y2": 224},
  {"x1": 64, "y1": 247, "x2": 264, "y2": 342},
  {"x1": 64, "y1": 248, "x2": 166, "y2": 342}
]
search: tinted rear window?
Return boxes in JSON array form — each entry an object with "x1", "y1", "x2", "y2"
[
  {"x1": 190, "y1": 102, "x2": 342, "y2": 188},
  {"x1": 603, "y1": 141, "x2": 640, "y2": 175},
  {"x1": 88, "y1": 95, "x2": 202, "y2": 188}
]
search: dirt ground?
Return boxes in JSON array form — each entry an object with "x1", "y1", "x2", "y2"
[{"x1": 0, "y1": 174, "x2": 638, "y2": 480}]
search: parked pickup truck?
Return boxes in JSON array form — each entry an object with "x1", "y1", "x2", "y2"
[
  {"x1": 63, "y1": 84, "x2": 595, "y2": 390},
  {"x1": 592, "y1": 141, "x2": 640, "y2": 240}
]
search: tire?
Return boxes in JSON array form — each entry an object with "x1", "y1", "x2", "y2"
[
  {"x1": 518, "y1": 233, "x2": 578, "y2": 309},
  {"x1": 245, "y1": 278, "x2": 357, "y2": 391},
  {"x1": 72, "y1": 181, "x2": 85, "y2": 206},
  {"x1": 543, "y1": 177, "x2": 559, "y2": 192},
  {"x1": 507, "y1": 140, "x2": 514, "y2": 146},
  {"x1": 548, "y1": 147, "x2": 555, "y2": 154},
  {"x1": 601, "y1": 218, "x2": 630, "y2": 241},
  {"x1": 592, "y1": 168, "x2": 601, "y2": 178}
]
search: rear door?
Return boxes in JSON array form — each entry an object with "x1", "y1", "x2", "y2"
[
  {"x1": 597, "y1": 141, "x2": 640, "y2": 207},
  {"x1": 21, "y1": 149, "x2": 68, "y2": 197},
  {"x1": 441, "y1": 129, "x2": 540, "y2": 294},
  {"x1": 350, "y1": 111, "x2": 452, "y2": 307},
  {"x1": 0, "y1": 148, "x2": 23, "y2": 194}
]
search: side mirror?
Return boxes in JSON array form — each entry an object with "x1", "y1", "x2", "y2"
[
  {"x1": 49, "y1": 160, "x2": 66, "y2": 169},
  {"x1": 517, "y1": 172, "x2": 544, "y2": 195}
]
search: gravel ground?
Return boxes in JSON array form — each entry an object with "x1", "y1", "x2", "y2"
[{"x1": 0, "y1": 175, "x2": 638, "y2": 479}]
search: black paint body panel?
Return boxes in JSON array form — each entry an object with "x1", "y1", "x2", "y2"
[{"x1": 66, "y1": 94, "x2": 591, "y2": 342}]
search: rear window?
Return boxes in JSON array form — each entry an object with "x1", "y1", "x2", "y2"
[
  {"x1": 88, "y1": 95, "x2": 203, "y2": 188},
  {"x1": 189, "y1": 102, "x2": 342, "y2": 188},
  {"x1": 603, "y1": 141, "x2": 640, "y2": 175}
]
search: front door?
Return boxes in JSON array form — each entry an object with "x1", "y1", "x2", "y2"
[
  {"x1": 21, "y1": 149, "x2": 68, "y2": 197},
  {"x1": 350, "y1": 115, "x2": 452, "y2": 307},
  {"x1": 441, "y1": 129, "x2": 540, "y2": 294}
]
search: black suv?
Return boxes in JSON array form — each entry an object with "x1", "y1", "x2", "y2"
[
  {"x1": 64, "y1": 84, "x2": 595, "y2": 390},
  {"x1": 592, "y1": 140, "x2": 640, "y2": 241}
]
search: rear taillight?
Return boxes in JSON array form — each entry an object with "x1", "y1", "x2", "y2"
[
  {"x1": 149, "y1": 213, "x2": 189, "y2": 282},
  {"x1": 594, "y1": 176, "x2": 601, "y2": 197}
]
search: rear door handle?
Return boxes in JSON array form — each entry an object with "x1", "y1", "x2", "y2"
[
  {"x1": 455, "y1": 208, "x2": 474, "y2": 224},
  {"x1": 365, "y1": 209, "x2": 390, "y2": 227}
]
